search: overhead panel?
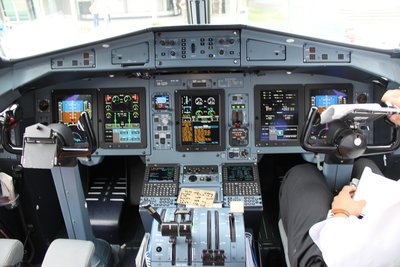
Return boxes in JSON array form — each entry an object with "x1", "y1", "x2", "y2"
[{"x1": 155, "y1": 30, "x2": 241, "y2": 68}]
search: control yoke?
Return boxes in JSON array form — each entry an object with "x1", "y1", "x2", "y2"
[
  {"x1": 1, "y1": 104, "x2": 97, "y2": 167},
  {"x1": 301, "y1": 105, "x2": 400, "y2": 160},
  {"x1": 1, "y1": 105, "x2": 113, "y2": 265},
  {"x1": 1, "y1": 104, "x2": 23, "y2": 155}
]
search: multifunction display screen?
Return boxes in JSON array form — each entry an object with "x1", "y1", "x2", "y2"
[
  {"x1": 259, "y1": 88, "x2": 299, "y2": 142},
  {"x1": 308, "y1": 85, "x2": 352, "y2": 141},
  {"x1": 154, "y1": 94, "x2": 170, "y2": 110},
  {"x1": 104, "y1": 93, "x2": 141, "y2": 143},
  {"x1": 226, "y1": 165, "x2": 254, "y2": 182},
  {"x1": 310, "y1": 89, "x2": 350, "y2": 113},
  {"x1": 55, "y1": 93, "x2": 93, "y2": 144},
  {"x1": 148, "y1": 166, "x2": 175, "y2": 182},
  {"x1": 175, "y1": 90, "x2": 225, "y2": 151}
]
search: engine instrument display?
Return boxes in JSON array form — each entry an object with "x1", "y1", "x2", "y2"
[
  {"x1": 175, "y1": 89, "x2": 225, "y2": 151},
  {"x1": 307, "y1": 84, "x2": 353, "y2": 141},
  {"x1": 100, "y1": 88, "x2": 146, "y2": 148},
  {"x1": 255, "y1": 85, "x2": 303, "y2": 146},
  {"x1": 104, "y1": 93, "x2": 141, "y2": 143},
  {"x1": 55, "y1": 93, "x2": 93, "y2": 144}
]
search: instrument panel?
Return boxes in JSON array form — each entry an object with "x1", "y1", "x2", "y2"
[
  {"x1": 34, "y1": 73, "x2": 374, "y2": 163},
  {"x1": 26, "y1": 26, "x2": 390, "y2": 163}
]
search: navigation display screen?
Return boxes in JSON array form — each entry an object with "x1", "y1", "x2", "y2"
[
  {"x1": 308, "y1": 85, "x2": 352, "y2": 141},
  {"x1": 175, "y1": 89, "x2": 225, "y2": 151},
  {"x1": 226, "y1": 165, "x2": 254, "y2": 181},
  {"x1": 55, "y1": 93, "x2": 93, "y2": 144},
  {"x1": 148, "y1": 166, "x2": 175, "y2": 182},
  {"x1": 254, "y1": 85, "x2": 303, "y2": 146}
]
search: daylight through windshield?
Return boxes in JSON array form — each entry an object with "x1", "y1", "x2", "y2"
[{"x1": 0, "y1": 0, "x2": 399, "y2": 59}]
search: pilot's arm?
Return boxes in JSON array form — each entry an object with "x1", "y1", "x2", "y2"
[
  {"x1": 381, "y1": 89, "x2": 400, "y2": 125},
  {"x1": 309, "y1": 186, "x2": 400, "y2": 266}
]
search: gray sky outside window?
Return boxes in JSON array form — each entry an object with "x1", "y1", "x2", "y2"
[{"x1": 0, "y1": 0, "x2": 399, "y2": 59}]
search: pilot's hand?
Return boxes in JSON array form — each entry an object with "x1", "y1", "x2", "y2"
[
  {"x1": 331, "y1": 185, "x2": 366, "y2": 218},
  {"x1": 381, "y1": 89, "x2": 400, "y2": 126}
]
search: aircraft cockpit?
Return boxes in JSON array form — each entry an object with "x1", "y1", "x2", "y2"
[{"x1": 1, "y1": 1, "x2": 400, "y2": 266}]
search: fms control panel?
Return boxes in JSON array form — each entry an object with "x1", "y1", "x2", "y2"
[
  {"x1": 140, "y1": 164, "x2": 180, "y2": 207},
  {"x1": 222, "y1": 163, "x2": 262, "y2": 207}
]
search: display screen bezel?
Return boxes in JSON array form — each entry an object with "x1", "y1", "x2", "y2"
[
  {"x1": 98, "y1": 87, "x2": 147, "y2": 149},
  {"x1": 254, "y1": 84, "x2": 304, "y2": 147},
  {"x1": 175, "y1": 89, "x2": 225, "y2": 152},
  {"x1": 52, "y1": 89, "x2": 98, "y2": 148}
]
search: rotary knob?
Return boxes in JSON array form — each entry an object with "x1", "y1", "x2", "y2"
[{"x1": 38, "y1": 99, "x2": 49, "y2": 111}]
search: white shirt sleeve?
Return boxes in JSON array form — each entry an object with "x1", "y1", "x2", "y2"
[
  {"x1": 309, "y1": 204, "x2": 400, "y2": 267},
  {"x1": 309, "y1": 215, "x2": 366, "y2": 266}
]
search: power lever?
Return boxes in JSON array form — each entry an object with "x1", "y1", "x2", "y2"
[{"x1": 140, "y1": 200, "x2": 163, "y2": 225}]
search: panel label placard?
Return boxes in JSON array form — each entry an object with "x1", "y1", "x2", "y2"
[{"x1": 177, "y1": 188, "x2": 216, "y2": 208}]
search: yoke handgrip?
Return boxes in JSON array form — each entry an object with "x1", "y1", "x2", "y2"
[
  {"x1": 60, "y1": 112, "x2": 97, "y2": 158},
  {"x1": 1, "y1": 105, "x2": 23, "y2": 155},
  {"x1": 364, "y1": 126, "x2": 400, "y2": 155},
  {"x1": 300, "y1": 107, "x2": 335, "y2": 154},
  {"x1": 1, "y1": 124, "x2": 23, "y2": 155},
  {"x1": 301, "y1": 107, "x2": 400, "y2": 157},
  {"x1": 79, "y1": 111, "x2": 97, "y2": 153}
]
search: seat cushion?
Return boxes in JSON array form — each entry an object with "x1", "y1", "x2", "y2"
[
  {"x1": 0, "y1": 238, "x2": 24, "y2": 266},
  {"x1": 41, "y1": 239, "x2": 94, "y2": 267}
]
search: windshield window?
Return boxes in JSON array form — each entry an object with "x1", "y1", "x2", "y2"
[{"x1": 0, "y1": 0, "x2": 399, "y2": 59}]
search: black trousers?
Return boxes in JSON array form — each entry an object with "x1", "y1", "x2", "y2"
[{"x1": 279, "y1": 158, "x2": 382, "y2": 267}]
